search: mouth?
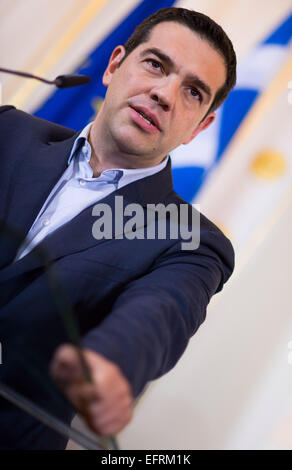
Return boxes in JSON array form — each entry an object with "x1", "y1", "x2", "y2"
[{"x1": 129, "y1": 105, "x2": 161, "y2": 133}]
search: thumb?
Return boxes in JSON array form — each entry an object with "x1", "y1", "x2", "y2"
[{"x1": 50, "y1": 344, "x2": 87, "y2": 387}]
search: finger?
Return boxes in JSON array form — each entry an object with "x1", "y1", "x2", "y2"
[
  {"x1": 86, "y1": 398, "x2": 133, "y2": 432},
  {"x1": 65, "y1": 382, "x2": 99, "y2": 410},
  {"x1": 87, "y1": 407, "x2": 133, "y2": 437},
  {"x1": 50, "y1": 344, "x2": 88, "y2": 385},
  {"x1": 88, "y1": 392, "x2": 133, "y2": 416}
]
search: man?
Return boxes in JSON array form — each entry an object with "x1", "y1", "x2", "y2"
[{"x1": 0, "y1": 8, "x2": 236, "y2": 449}]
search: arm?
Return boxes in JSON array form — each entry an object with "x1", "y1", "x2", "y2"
[
  {"x1": 82, "y1": 231, "x2": 234, "y2": 396},
  {"x1": 51, "y1": 229, "x2": 234, "y2": 436}
]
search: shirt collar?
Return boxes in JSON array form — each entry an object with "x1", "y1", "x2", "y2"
[
  {"x1": 116, "y1": 156, "x2": 168, "y2": 189},
  {"x1": 68, "y1": 121, "x2": 169, "y2": 185},
  {"x1": 68, "y1": 121, "x2": 93, "y2": 165}
]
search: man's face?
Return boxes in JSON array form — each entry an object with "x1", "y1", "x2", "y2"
[{"x1": 100, "y1": 21, "x2": 226, "y2": 165}]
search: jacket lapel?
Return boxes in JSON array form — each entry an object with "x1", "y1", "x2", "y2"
[
  {"x1": 0, "y1": 133, "x2": 78, "y2": 268},
  {"x1": 0, "y1": 156, "x2": 173, "y2": 282}
]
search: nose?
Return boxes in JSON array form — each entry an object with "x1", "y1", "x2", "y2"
[{"x1": 150, "y1": 77, "x2": 179, "y2": 111}]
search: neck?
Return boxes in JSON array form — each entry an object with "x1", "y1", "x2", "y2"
[{"x1": 88, "y1": 112, "x2": 165, "y2": 177}]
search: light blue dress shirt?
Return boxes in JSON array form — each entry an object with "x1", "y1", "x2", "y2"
[{"x1": 16, "y1": 122, "x2": 168, "y2": 261}]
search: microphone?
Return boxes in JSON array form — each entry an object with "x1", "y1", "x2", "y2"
[
  {"x1": 54, "y1": 74, "x2": 91, "y2": 88},
  {"x1": 0, "y1": 67, "x2": 90, "y2": 88}
]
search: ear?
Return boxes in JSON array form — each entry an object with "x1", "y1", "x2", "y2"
[
  {"x1": 102, "y1": 46, "x2": 126, "y2": 87},
  {"x1": 183, "y1": 112, "x2": 216, "y2": 145}
]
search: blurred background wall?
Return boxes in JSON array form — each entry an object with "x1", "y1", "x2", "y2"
[{"x1": 1, "y1": 0, "x2": 292, "y2": 449}]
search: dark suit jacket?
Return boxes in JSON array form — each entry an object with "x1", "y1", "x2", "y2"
[{"x1": 0, "y1": 105, "x2": 234, "y2": 449}]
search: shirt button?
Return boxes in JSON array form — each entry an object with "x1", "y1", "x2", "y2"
[
  {"x1": 79, "y1": 179, "x2": 86, "y2": 186},
  {"x1": 42, "y1": 218, "x2": 50, "y2": 227},
  {"x1": 82, "y1": 145, "x2": 88, "y2": 154}
]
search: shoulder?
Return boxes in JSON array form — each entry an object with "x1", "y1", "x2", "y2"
[{"x1": 0, "y1": 105, "x2": 76, "y2": 143}]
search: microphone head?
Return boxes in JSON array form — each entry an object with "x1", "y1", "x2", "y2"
[{"x1": 55, "y1": 74, "x2": 91, "y2": 88}]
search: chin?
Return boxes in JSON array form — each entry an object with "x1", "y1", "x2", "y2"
[{"x1": 112, "y1": 127, "x2": 149, "y2": 155}]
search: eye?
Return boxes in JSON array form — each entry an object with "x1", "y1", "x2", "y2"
[
  {"x1": 145, "y1": 59, "x2": 163, "y2": 72},
  {"x1": 189, "y1": 87, "x2": 202, "y2": 102}
]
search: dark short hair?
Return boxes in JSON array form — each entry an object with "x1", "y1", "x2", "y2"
[{"x1": 121, "y1": 7, "x2": 237, "y2": 115}]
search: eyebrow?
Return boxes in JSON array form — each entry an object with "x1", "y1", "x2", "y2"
[{"x1": 140, "y1": 47, "x2": 212, "y2": 104}]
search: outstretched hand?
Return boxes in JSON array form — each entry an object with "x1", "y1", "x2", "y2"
[{"x1": 50, "y1": 344, "x2": 134, "y2": 437}]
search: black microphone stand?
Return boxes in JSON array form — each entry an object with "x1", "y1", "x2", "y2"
[{"x1": 0, "y1": 66, "x2": 91, "y2": 88}]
